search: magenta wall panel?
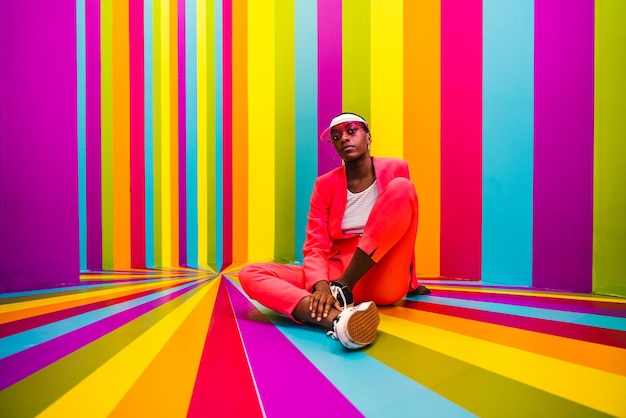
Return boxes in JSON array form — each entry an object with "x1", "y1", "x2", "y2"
[
  {"x1": 0, "y1": 0, "x2": 80, "y2": 291},
  {"x1": 440, "y1": 0, "x2": 483, "y2": 280},
  {"x1": 533, "y1": 0, "x2": 594, "y2": 292}
]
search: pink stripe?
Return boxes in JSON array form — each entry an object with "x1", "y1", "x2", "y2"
[
  {"x1": 130, "y1": 0, "x2": 146, "y2": 268},
  {"x1": 440, "y1": 0, "x2": 482, "y2": 280},
  {"x1": 86, "y1": 0, "x2": 102, "y2": 270},
  {"x1": 178, "y1": 0, "x2": 187, "y2": 266},
  {"x1": 222, "y1": 0, "x2": 233, "y2": 270},
  {"x1": 317, "y1": 0, "x2": 342, "y2": 175},
  {"x1": 533, "y1": 0, "x2": 594, "y2": 292}
]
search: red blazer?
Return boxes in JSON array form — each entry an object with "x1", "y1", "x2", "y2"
[{"x1": 302, "y1": 157, "x2": 418, "y2": 292}]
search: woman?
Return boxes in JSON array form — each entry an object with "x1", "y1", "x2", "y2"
[{"x1": 239, "y1": 112, "x2": 424, "y2": 349}]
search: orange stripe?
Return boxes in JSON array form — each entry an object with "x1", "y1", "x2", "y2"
[
  {"x1": 232, "y1": 0, "x2": 248, "y2": 264},
  {"x1": 403, "y1": 0, "x2": 441, "y2": 277},
  {"x1": 382, "y1": 305, "x2": 626, "y2": 377},
  {"x1": 169, "y1": 0, "x2": 180, "y2": 267},
  {"x1": 112, "y1": 0, "x2": 132, "y2": 269}
]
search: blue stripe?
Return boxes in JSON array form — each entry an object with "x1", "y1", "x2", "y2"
[
  {"x1": 294, "y1": 0, "x2": 318, "y2": 262},
  {"x1": 421, "y1": 296, "x2": 626, "y2": 331},
  {"x1": 0, "y1": 281, "x2": 203, "y2": 360},
  {"x1": 144, "y1": 0, "x2": 155, "y2": 268},
  {"x1": 76, "y1": 0, "x2": 87, "y2": 271},
  {"x1": 482, "y1": 0, "x2": 534, "y2": 286},
  {"x1": 186, "y1": 0, "x2": 199, "y2": 268},
  {"x1": 214, "y1": 0, "x2": 223, "y2": 271}
]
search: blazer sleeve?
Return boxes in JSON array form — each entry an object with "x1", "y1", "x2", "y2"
[{"x1": 302, "y1": 176, "x2": 334, "y2": 290}]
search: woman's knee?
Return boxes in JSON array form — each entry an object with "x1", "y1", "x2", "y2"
[{"x1": 387, "y1": 177, "x2": 416, "y2": 199}]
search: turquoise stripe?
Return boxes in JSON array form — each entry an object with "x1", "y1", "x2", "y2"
[
  {"x1": 76, "y1": 0, "x2": 87, "y2": 271},
  {"x1": 294, "y1": 0, "x2": 318, "y2": 262},
  {"x1": 0, "y1": 281, "x2": 201, "y2": 360},
  {"x1": 228, "y1": 280, "x2": 473, "y2": 417},
  {"x1": 421, "y1": 296, "x2": 626, "y2": 331},
  {"x1": 144, "y1": 0, "x2": 155, "y2": 267},
  {"x1": 214, "y1": 0, "x2": 223, "y2": 271},
  {"x1": 482, "y1": 0, "x2": 534, "y2": 286},
  {"x1": 186, "y1": 0, "x2": 199, "y2": 268}
]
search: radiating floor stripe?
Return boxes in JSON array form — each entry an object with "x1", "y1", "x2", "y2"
[
  {"x1": 226, "y1": 280, "x2": 362, "y2": 417},
  {"x1": 379, "y1": 314, "x2": 625, "y2": 417},
  {"x1": 37, "y1": 281, "x2": 216, "y2": 417},
  {"x1": 426, "y1": 285, "x2": 626, "y2": 303},
  {"x1": 414, "y1": 295, "x2": 626, "y2": 331},
  {"x1": 108, "y1": 278, "x2": 219, "y2": 417},
  {"x1": 383, "y1": 305, "x2": 626, "y2": 377}
]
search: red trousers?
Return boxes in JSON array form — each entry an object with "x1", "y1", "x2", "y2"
[{"x1": 239, "y1": 177, "x2": 418, "y2": 321}]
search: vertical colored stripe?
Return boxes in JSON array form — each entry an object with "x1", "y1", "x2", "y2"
[
  {"x1": 130, "y1": 0, "x2": 146, "y2": 269},
  {"x1": 101, "y1": 1, "x2": 114, "y2": 270},
  {"x1": 317, "y1": 0, "x2": 342, "y2": 175},
  {"x1": 342, "y1": 0, "x2": 370, "y2": 121},
  {"x1": 178, "y1": 0, "x2": 187, "y2": 267},
  {"x1": 247, "y1": 0, "x2": 275, "y2": 261},
  {"x1": 294, "y1": 0, "x2": 318, "y2": 262},
  {"x1": 205, "y1": 0, "x2": 217, "y2": 269},
  {"x1": 196, "y1": 0, "x2": 209, "y2": 268},
  {"x1": 371, "y1": 0, "x2": 403, "y2": 158},
  {"x1": 274, "y1": 0, "x2": 296, "y2": 262},
  {"x1": 482, "y1": 0, "x2": 533, "y2": 286},
  {"x1": 77, "y1": 0, "x2": 87, "y2": 271},
  {"x1": 533, "y1": 0, "x2": 594, "y2": 292},
  {"x1": 112, "y1": 0, "x2": 131, "y2": 269},
  {"x1": 593, "y1": 1, "x2": 626, "y2": 296},
  {"x1": 145, "y1": 0, "x2": 156, "y2": 268},
  {"x1": 440, "y1": 0, "x2": 482, "y2": 280},
  {"x1": 168, "y1": 0, "x2": 180, "y2": 267},
  {"x1": 86, "y1": 0, "x2": 103, "y2": 271},
  {"x1": 186, "y1": 0, "x2": 199, "y2": 268},
  {"x1": 403, "y1": 0, "x2": 441, "y2": 278},
  {"x1": 153, "y1": 0, "x2": 163, "y2": 266},
  {"x1": 222, "y1": 0, "x2": 234, "y2": 270},
  {"x1": 231, "y1": 0, "x2": 248, "y2": 264},
  {"x1": 215, "y1": 0, "x2": 224, "y2": 271}
]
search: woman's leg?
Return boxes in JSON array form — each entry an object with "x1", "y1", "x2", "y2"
[{"x1": 336, "y1": 177, "x2": 418, "y2": 305}]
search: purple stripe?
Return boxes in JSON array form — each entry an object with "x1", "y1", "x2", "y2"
[
  {"x1": 533, "y1": 0, "x2": 594, "y2": 292},
  {"x1": 432, "y1": 290, "x2": 626, "y2": 318},
  {"x1": 178, "y1": 0, "x2": 187, "y2": 266},
  {"x1": 226, "y1": 280, "x2": 361, "y2": 416},
  {"x1": 317, "y1": 0, "x2": 342, "y2": 175},
  {"x1": 86, "y1": 0, "x2": 103, "y2": 270},
  {"x1": 0, "y1": 281, "x2": 204, "y2": 390}
]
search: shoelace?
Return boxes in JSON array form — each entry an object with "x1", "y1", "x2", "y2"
[{"x1": 326, "y1": 315, "x2": 341, "y2": 339}]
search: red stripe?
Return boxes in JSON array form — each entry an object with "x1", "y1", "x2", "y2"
[
  {"x1": 188, "y1": 279, "x2": 263, "y2": 417},
  {"x1": 130, "y1": 0, "x2": 146, "y2": 268},
  {"x1": 401, "y1": 300, "x2": 626, "y2": 349},
  {"x1": 440, "y1": 0, "x2": 482, "y2": 280}
]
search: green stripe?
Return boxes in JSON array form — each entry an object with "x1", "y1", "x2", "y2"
[
  {"x1": 366, "y1": 333, "x2": 610, "y2": 417},
  {"x1": 100, "y1": 1, "x2": 114, "y2": 270},
  {"x1": 342, "y1": 0, "x2": 371, "y2": 120},
  {"x1": 0, "y1": 283, "x2": 204, "y2": 417},
  {"x1": 206, "y1": 1, "x2": 217, "y2": 269},
  {"x1": 274, "y1": 1, "x2": 296, "y2": 262},
  {"x1": 153, "y1": 0, "x2": 163, "y2": 267},
  {"x1": 593, "y1": 0, "x2": 626, "y2": 298}
]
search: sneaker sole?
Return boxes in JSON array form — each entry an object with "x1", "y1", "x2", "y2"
[{"x1": 346, "y1": 303, "x2": 380, "y2": 345}]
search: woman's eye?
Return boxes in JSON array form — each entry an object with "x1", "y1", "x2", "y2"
[
  {"x1": 331, "y1": 134, "x2": 340, "y2": 141},
  {"x1": 347, "y1": 128, "x2": 356, "y2": 134}
]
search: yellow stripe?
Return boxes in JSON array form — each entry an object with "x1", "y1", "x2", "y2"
[
  {"x1": 109, "y1": 279, "x2": 220, "y2": 416},
  {"x1": 159, "y1": 0, "x2": 172, "y2": 267},
  {"x1": 427, "y1": 285, "x2": 626, "y2": 303},
  {"x1": 247, "y1": 0, "x2": 275, "y2": 261},
  {"x1": 380, "y1": 313, "x2": 626, "y2": 416},
  {"x1": 370, "y1": 0, "x2": 403, "y2": 158},
  {"x1": 197, "y1": 0, "x2": 208, "y2": 267},
  {"x1": 38, "y1": 280, "x2": 218, "y2": 417}
]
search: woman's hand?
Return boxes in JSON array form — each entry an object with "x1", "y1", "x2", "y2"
[{"x1": 309, "y1": 281, "x2": 341, "y2": 322}]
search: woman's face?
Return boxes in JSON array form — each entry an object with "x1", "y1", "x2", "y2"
[{"x1": 329, "y1": 121, "x2": 371, "y2": 162}]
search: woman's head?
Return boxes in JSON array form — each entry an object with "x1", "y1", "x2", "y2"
[{"x1": 320, "y1": 112, "x2": 372, "y2": 163}]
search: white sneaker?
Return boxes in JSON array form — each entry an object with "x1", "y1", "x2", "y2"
[{"x1": 327, "y1": 301, "x2": 380, "y2": 349}]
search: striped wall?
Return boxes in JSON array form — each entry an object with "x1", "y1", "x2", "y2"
[{"x1": 66, "y1": 0, "x2": 625, "y2": 296}]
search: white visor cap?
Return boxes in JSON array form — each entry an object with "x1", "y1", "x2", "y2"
[{"x1": 320, "y1": 113, "x2": 369, "y2": 142}]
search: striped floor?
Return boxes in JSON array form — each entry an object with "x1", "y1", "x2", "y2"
[{"x1": 1, "y1": 266, "x2": 625, "y2": 417}]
